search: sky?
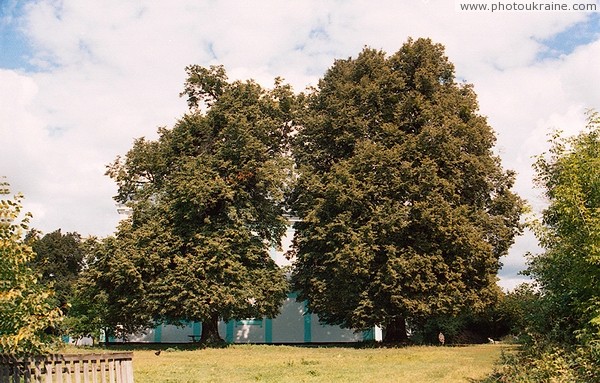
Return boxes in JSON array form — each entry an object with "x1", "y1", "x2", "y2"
[{"x1": 1, "y1": 0, "x2": 600, "y2": 290}]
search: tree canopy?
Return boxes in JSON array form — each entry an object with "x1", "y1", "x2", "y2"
[
  {"x1": 106, "y1": 66, "x2": 295, "y2": 342},
  {"x1": 0, "y1": 181, "x2": 63, "y2": 355},
  {"x1": 288, "y1": 38, "x2": 524, "y2": 342}
]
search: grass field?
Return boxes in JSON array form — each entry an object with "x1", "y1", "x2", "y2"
[{"x1": 87, "y1": 343, "x2": 511, "y2": 383}]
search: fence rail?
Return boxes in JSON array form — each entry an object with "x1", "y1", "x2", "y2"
[{"x1": 0, "y1": 352, "x2": 134, "y2": 383}]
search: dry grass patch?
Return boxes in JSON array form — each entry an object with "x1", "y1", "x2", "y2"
[{"x1": 120, "y1": 343, "x2": 510, "y2": 382}]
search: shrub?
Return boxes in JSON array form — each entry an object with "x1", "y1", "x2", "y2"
[{"x1": 482, "y1": 343, "x2": 600, "y2": 383}]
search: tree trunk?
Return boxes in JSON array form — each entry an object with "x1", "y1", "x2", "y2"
[
  {"x1": 200, "y1": 312, "x2": 224, "y2": 344},
  {"x1": 384, "y1": 316, "x2": 408, "y2": 343}
]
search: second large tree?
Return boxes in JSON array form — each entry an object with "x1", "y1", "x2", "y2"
[{"x1": 289, "y1": 38, "x2": 524, "y2": 342}]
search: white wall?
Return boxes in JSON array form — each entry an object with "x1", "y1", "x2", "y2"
[{"x1": 124, "y1": 296, "x2": 375, "y2": 344}]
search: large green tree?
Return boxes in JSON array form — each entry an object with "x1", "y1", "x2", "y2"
[
  {"x1": 289, "y1": 38, "x2": 523, "y2": 342},
  {"x1": 526, "y1": 111, "x2": 600, "y2": 343},
  {"x1": 0, "y1": 181, "x2": 63, "y2": 355},
  {"x1": 107, "y1": 66, "x2": 294, "y2": 342}
]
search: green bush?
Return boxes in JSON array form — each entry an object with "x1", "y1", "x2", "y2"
[{"x1": 482, "y1": 343, "x2": 600, "y2": 383}]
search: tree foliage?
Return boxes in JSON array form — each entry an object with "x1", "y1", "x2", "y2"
[
  {"x1": 106, "y1": 66, "x2": 294, "y2": 342},
  {"x1": 0, "y1": 181, "x2": 63, "y2": 355},
  {"x1": 288, "y1": 38, "x2": 524, "y2": 342},
  {"x1": 527, "y1": 110, "x2": 600, "y2": 343},
  {"x1": 25, "y1": 229, "x2": 84, "y2": 315}
]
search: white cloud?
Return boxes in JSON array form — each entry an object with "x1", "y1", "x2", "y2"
[{"x1": 1, "y1": 0, "x2": 599, "y2": 287}]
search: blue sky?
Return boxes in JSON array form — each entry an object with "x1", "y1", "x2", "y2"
[
  {"x1": 537, "y1": 12, "x2": 600, "y2": 59},
  {"x1": 1, "y1": 0, "x2": 600, "y2": 290},
  {"x1": 1, "y1": 1, "x2": 30, "y2": 70}
]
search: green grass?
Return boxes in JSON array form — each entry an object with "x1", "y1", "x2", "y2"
[{"x1": 88, "y1": 343, "x2": 511, "y2": 383}]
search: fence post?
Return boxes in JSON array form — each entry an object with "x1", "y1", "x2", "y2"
[{"x1": 56, "y1": 360, "x2": 63, "y2": 383}]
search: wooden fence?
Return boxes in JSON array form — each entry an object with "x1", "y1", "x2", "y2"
[{"x1": 0, "y1": 352, "x2": 134, "y2": 383}]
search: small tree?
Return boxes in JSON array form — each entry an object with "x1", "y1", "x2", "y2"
[
  {"x1": 527, "y1": 110, "x2": 600, "y2": 344},
  {"x1": 0, "y1": 181, "x2": 63, "y2": 355},
  {"x1": 25, "y1": 229, "x2": 84, "y2": 315},
  {"x1": 67, "y1": 234, "x2": 152, "y2": 343}
]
